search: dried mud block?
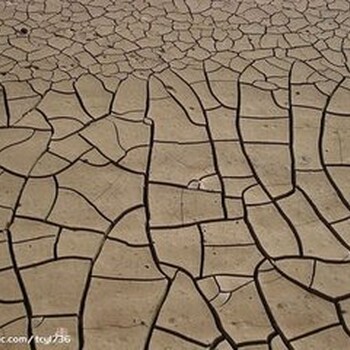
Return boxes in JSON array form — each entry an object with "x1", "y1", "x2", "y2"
[
  {"x1": 0, "y1": 128, "x2": 33, "y2": 151},
  {"x1": 21, "y1": 259, "x2": 90, "y2": 315},
  {"x1": 93, "y1": 239, "x2": 162, "y2": 279},
  {"x1": 75, "y1": 74, "x2": 113, "y2": 119},
  {"x1": 57, "y1": 229, "x2": 102, "y2": 259},
  {"x1": 201, "y1": 220, "x2": 254, "y2": 246},
  {"x1": 18, "y1": 177, "x2": 56, "y2": 219},
  {"x1": 84, "y1": 278, "x2": 167, "y2": 350},
  {"x1": 292, "y1": 326, "x2": 350, "y2": 350},
  {"x1": 205, "y1": 66, "x2": 239, "y2": 109},
  {"x1": 223, "y1": 176, "x2": 256, "y2": 198},
  {"x1": 332, "y1": 218, "x2": 350, "y2": 246},
  {"x1": 0, "y1": 269, "x2": 21, "y2": 301},
  {"x1": 112, "y1": 75, "x2": 147, "y2": 115},
  {"x1": 203, "y1": 244, "x2": 263, "y2": 276},
  {"x1": 323, "y1": 114, "x2": 350, "y2": 164},
  {"x1": 151, "y1": 226, "x2": 202, "y2": 277},
  {"x1": 108, "y1": 206, "x2": 148, "y2": 245},
  {"x1": 150, "y1": 142, "x2": 216, "y2": 186},
  {"x1": 274, "y1": 258, "x2": 314, "y2": 287},
  {"x1": 149, "y1": 96, "x2": 208, "y2": 143},
  {"x1": 149, "y1": 328, "x2": 205, "y2": 349},
  {"x1": 49, "y1": 134, "x2": 91, "y2": 162},
  {"x1": 0, "y1": 131, "x2": 50, "y2": 175},
  {"x1": 13, "y1": 237, "x2": 56, "y2": 268},
  {"x1": 157, "y1": 271, "x2": 221, "y2": 344},
  {"x1": 291, "y1": 83, "x2": 328, "y2": 111},
  {"x1": 240, "y1": 84, "x2": 287, "y2": 117},
  {"x1": 149, "y1": 184, "x2": 224, "y2": 227},
  {"x1": 38, "y1": 91, "x2": 92, "y2": 124},
  {"x1": 214, "y1": 141, "x2": 252, "y2": 177},
  {"x1": 240, "y1": 117, "x2": 289, "y2": 143},
  {"x1": 212, "y1": 283, "x2": 273, "y2": 343},
  {"x1": 258, "y1": 263, "x2": 339, "y2": 339},
  {"x1": 191, "y1": 80, "x2": 221, "y2": 110},
  {"x1": 278, "y1": 189, "x2": 350, "y2": 260},
  {"x1": 296, "y1": 172, "x2": 349, "y2": 223},
  {"x1": 156, "y1": 69, "x2": 206, "y2": 125},
  {"x1": 8, "y1": 96, "x2": 41, "y2": 125},
  {"x1": 0, "y1": 171, "x2": 24, "y2": 208},
  {"x1": 30, "y1": 152, "x2": 70, "y2": 177},
  {"x1": 207, "y1": 107, "x2": 238, "y2": 141},
  {"x1": 292, "y1": 107, "x2": 323, "y2": 170},
  {"x1": 246, "y1": 203, "x2": 300, "y2": 257},
  {"x1": 311, "y1": 261, "x2": 350, "y2": 298},
  {"x1": 57, "y1": 161, "x2": 144, "y2": 220},
  {"x1": 327, "y1": 85, "x2": 350, "y2": 115},
  {"x1": 244, "y1": 144, "x2": 293, "y2": 198},
  {"x1": 48, "y1": 189, "x2": 110, "y2": 232},
  {"x1": 326, "y1": 166, "x2": 350, "y2": 203},
  {"x1": 80, "y1": 118, "x2": 126, "y2": 162}
]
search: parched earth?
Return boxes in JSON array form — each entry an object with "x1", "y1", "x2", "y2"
[{"x1": 0, "y1": 0, "x2": 350, "y2": 349}]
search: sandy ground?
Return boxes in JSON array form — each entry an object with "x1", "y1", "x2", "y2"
[{"x1": 0, "y1": 0, "x2": 350, "y2": 349}]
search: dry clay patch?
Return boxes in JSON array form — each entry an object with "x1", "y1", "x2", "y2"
[{"x1": 0, "y1": 0, "x2": 350, "y2": 350}]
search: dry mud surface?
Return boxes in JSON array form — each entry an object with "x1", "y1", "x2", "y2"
[{"x1": 0, "y1": 0, "x2": 350, "y2": 349}]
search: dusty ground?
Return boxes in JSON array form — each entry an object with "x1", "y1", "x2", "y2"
[{"x1": 0, "y1": 0, "x2": 350, "y2": 349}]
